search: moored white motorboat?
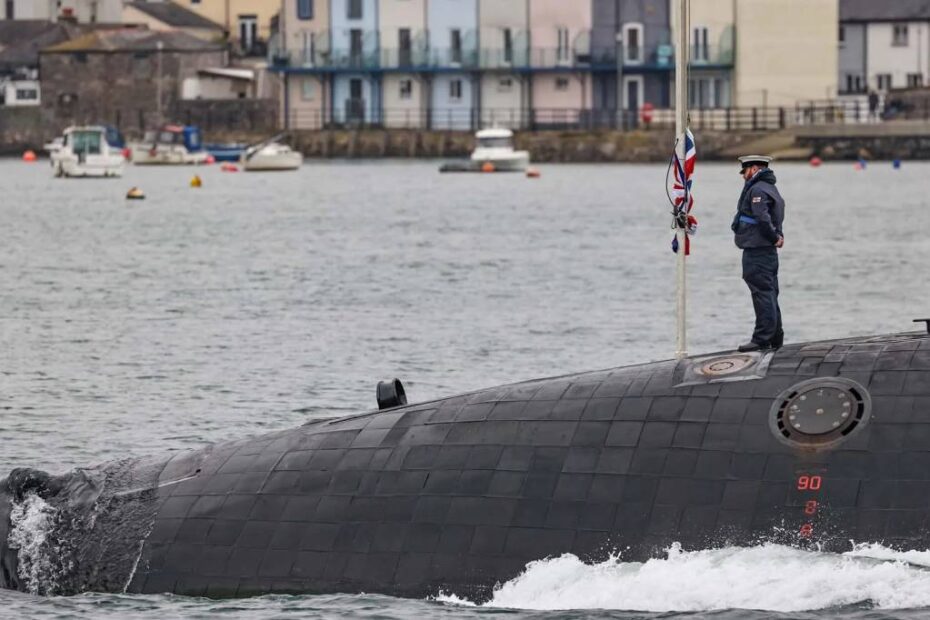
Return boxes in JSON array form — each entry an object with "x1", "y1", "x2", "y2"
[
  {"x1": 469, "y1": 128, "x2": 530, "y2": 172},
  {"x1": 241, "y1": 141, "x2": 302, "y2": 171},
  {"x1": 129, "y1": 125, "x2": 209, "y2": 165},
  {"x1": 50, "y1": 126, "x2": 124, "y2": 178}
]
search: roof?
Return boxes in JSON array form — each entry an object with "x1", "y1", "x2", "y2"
[
  {"x1": 198, "y1": 67, "x2": 254, "y2": 81},
  {"x1": 42, "y1": 29, "x2": 223, "y2": 53},
  {"x1": 840, "y1": 0, "x2": 930, "y2": 22},
  {"x1": 125, "y1": 1, "x2": 223, "y2": 31},
  {"x1": 476, "y1": 128, "x2": 514, "y2": 138},
  {"x1": 0, "y1": 21, "x2": 77, "y2": 68}
]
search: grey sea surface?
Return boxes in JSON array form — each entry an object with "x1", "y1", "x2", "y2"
[{"x1": 0, "y1": 158, "x2": 928, "y2": 618}]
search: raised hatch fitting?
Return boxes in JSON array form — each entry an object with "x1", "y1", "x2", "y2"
[
  {"x1": 376, "y1": 378, "x2": 407, "y2": 410},
  {"x1": 769, "y1": 377, "x2": 871, "y2": 450}
]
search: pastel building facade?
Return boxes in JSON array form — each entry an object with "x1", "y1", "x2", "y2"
[
  {"x1": 427, "y1": 0, "x2": 477, "y2": 129},
  {"x1": 478, "y1": 0, "x2": 529, "y2": 128},
  {"x1": 592, "y1": 0, "x2": 674, "y2": 124},
  {"x1": 528, "y1": 0, "x2": 592, "y2": 126},
  {"x1": 271, "y1": 0, "x2": 848, "y2": 131},
  {"x1": 331, "y1": 0, "x2": 380, "y2": 123},
  {"x1": 379, "y1": 0, "x2": 427, "y2": 127},
  {"x1": 279, "y1": 0, "x2": 331, "y2": 128}
]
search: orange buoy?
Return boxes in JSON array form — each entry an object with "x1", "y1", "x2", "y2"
[
  {"x1": 22, "y1": 150, "x2": 37, "y2": 162},
  {"x1": 220, "y1": 163, "x2": 238, "y2": 172},
  {"x1": 205, "y1": 154, "x2": 216, "y2": 164},
  {"x1": 809, "y1": 156, "x2": 822, "y2": 167},
  {"x1": 526, "y1": 167, "x2": 540, "y2": 178},
  {"x1": 481, "y1": 161, "x2": 495, "y2": 173}
]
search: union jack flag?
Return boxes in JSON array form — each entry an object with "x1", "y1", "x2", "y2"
[{"x1": 671, "y1": 129, "x2": 697, "y2": 255}]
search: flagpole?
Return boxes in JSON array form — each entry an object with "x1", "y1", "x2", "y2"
[{"x1": 674, "y1": 0, "x2": 689, "y2": 360}]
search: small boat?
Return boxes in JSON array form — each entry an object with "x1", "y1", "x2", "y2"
[
  {"x1": 50, "y1": 126, "x2": 124, "y2": 178},
  {"x1": 241, "y1": 137, "x2": 302, "y2": 171},
  {"x1": 205, "y1": 143, "x2": 246, "y2": 162},
  {"x1": 129, "y1": 125, "x2": 209, "y2": 165},
  {"x1": 469, "y1": 128, "x2": 530, "y2": 172}
]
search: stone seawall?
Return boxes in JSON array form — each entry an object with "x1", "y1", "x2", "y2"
[
  {"x1": 288, "y1": 129, "x2": 765, "y2": 162},
  {"x1": 5, "y1": 105, "x2": 930, "y2": 162}
]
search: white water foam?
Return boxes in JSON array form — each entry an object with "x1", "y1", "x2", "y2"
[
  {"x1": 7, "y1": 493, "x2": 61, "y2": 595},
  {"x1": 437, "y1": 543, "x2": 930, "y2": 612}
]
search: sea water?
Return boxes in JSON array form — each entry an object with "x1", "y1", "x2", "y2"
[{"x1": 1, "y1": 158, "x2": 929, "y2": 618}]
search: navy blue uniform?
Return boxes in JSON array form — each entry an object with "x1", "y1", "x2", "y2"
[{"x1": 732, "y1": 168, "x2": 785, "y2": 347}]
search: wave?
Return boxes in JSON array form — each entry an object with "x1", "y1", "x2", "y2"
[{"x1": 438, "y1": 543, "x2": 930, "y2": 612}]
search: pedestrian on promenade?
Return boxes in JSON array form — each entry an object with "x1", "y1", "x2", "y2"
[
  {"x1": 731, "y1": 155, "x2": 785, "y2": 352},
  {"x1": 868, "y1": 90, "x2": 880, "y2": 122}
]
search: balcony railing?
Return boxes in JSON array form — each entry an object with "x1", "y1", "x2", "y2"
[{"x1": 272, "y1": 47, "x2": 633, "y2": 71}]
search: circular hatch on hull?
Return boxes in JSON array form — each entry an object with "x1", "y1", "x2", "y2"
[
  {"x1": 769, "y1": 378, "x2": 871, "y2": 449},
  {"x1": 698, "y1": 355, "x2": 756, "y2": 377}
]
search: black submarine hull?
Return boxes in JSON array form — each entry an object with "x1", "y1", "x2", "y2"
[{"x1": 2, "y1": 332, "x2": 929, "y2": 599}]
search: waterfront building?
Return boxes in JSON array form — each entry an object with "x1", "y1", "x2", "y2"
[
  {"x1": 839, "y1": 0, "x2": 930, "y2": 96},
  {"x1": 122, "y1": 2, "x2": 225, "y2": 42},
  {"x1": 379, "y1": 0, "x2": 427, "y2": 128},
  {"x1": 40, "y1": 29, "x2": 225, "y2": 129},
  {"x1": 0, "y1": 20, "x2": 83, "y2": 107},
  {"x1": 167, "y1": 0, "x2": 282, "y2": 57},
  {"x1": 330, "y1": 0, "x2": 380, "y2": 125},
  {"x1": 527, "y1": 0, "x2": 592, "y2": 128},
  {"x1": 733, "y1": 0, "x2": 837, "y2": 107},
  {"x1": 1, "y1": 0, "x2": 122, "y2": 23},
  {"x1": 278, "y1": 0, "x2": 330, "y2": 128},
  {"x1": 427, "y1": 0, "x2": 477, "y2": 130},
  {"x1": 478, "y1": 0, "x2": 528, "y2": 129},
  {"x1": 678, "y1": 0, "x2": 734, "y2": 109},
  {"x1": 591, "y1": 0, "x2": 672, "y2": 126}
]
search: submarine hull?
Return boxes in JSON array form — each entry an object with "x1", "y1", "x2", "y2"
[{"x1": 2, "y1": 332, "x2": 930, "y2": 599}]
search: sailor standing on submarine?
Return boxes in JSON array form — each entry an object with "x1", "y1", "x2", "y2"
[{"x1": 732, "y1": 155, "x2": 785, "y2": 352}]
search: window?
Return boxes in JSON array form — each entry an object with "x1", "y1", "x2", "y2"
[
  {"x1": 74, "y1": 52, "x2": 87, "y2": 63},
  {"x1": 845, "y1": 73, "x2": 864, "y2": 93},
  {"x1": 301, "y1": 31, "x2": 316, "y2": 64},
  {"x1": 89, "y1": 0, "x2": 97, "y2": 22},
  {"x1": 399, "y1": 79, "x2": 412, "y2": 99},
  {"x1": 449, "y1": 79, "x2": 462, "y2": 100},
  {"x1": 350, "y1": 28, "x2": 363, "y2": 64},
  {"x1": 15, "y1": 88, "x2": 38, "y2": 100},
  {"x1": 713, "y1": 78, "x2": 725, "y2": 107},
  {"x1": 497, "y1": 77, "x2": 513, "y2": 92},
  {"x1": 5, "y1": 0, "x2": 13, "y2": 18},
  {"x1": 556, "y1": 27, "x2": 569, "y2": 63},
  {"x1": 301, "y1": 78, "x2": 315, "y2": 100},
  {"x1": 347, "y1": 0, "x2": 362, "y2": 20},
  {"x1": 555, "y1": 77, "x2": 569, "y2": 91},
  {"x1": 693, "y1": 27, "x2": 708, "y2": 61},
  {"x1": 893, "y1": 24, "x2": 908, "y2": 46},
  {"x1": 877, "y1": 73, "x2": 892, "y2": 91},
  {"x1": 450, "y1": 28, "x2": 462, "y2": 64},
  {"x1": 191, "y1": 0, "x2": 201, "y2": 4},
  {"x1": 398, "y1": 28, "x2": 411, "y2": 65},
  {"x1": 624, "y1": 24, "x2": 643, "y2": 63},
  {"x1": 838, "y1": 25, "x2": 845, "y2": 44},
  {"x1": 297, "y1": 0, "x2": 313, "y2": 20},
  {"x1": 908, "y1": 73, "x2": 923, "y2": 88},
  {"x1": 238, "y1": 14, "x2": 258, "y2": 52},
  {"x1": 502, "y1": 27, "x2": 513, "y2": 64}
]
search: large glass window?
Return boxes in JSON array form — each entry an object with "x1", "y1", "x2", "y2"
[
  {"x1": 893, "y1": 24, "x2": 908, "y2": 46},
  {"x1": 71, "y1": 131, "x2": 102, "y2": 154},
  {"x1": 347, "y1": 0, "x2": 362, "y2": 20}
]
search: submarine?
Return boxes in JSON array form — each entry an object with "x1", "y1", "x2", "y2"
[{"x1": 2, "y1": 324, "x2": 930, "y2": 599}]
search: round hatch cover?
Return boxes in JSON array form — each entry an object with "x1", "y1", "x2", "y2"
[
  {"x1": 699, "y1": 355, "x2": 756, "y2": 377},
  {"x1": 769, "y1": 377, "x2": 871, "y2": 449}
]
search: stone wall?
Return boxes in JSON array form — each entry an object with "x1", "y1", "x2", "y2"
[
  {"x1": 289, "y1": 128, "x2": 769, "y2": 162},
  {"x1": 38, "y1": 48, "x2": 227, "y2": 133}
]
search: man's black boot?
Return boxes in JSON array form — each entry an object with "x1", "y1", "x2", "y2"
[{"x1": 738, "y1": 341, "x2": 771, "y2": 352}]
